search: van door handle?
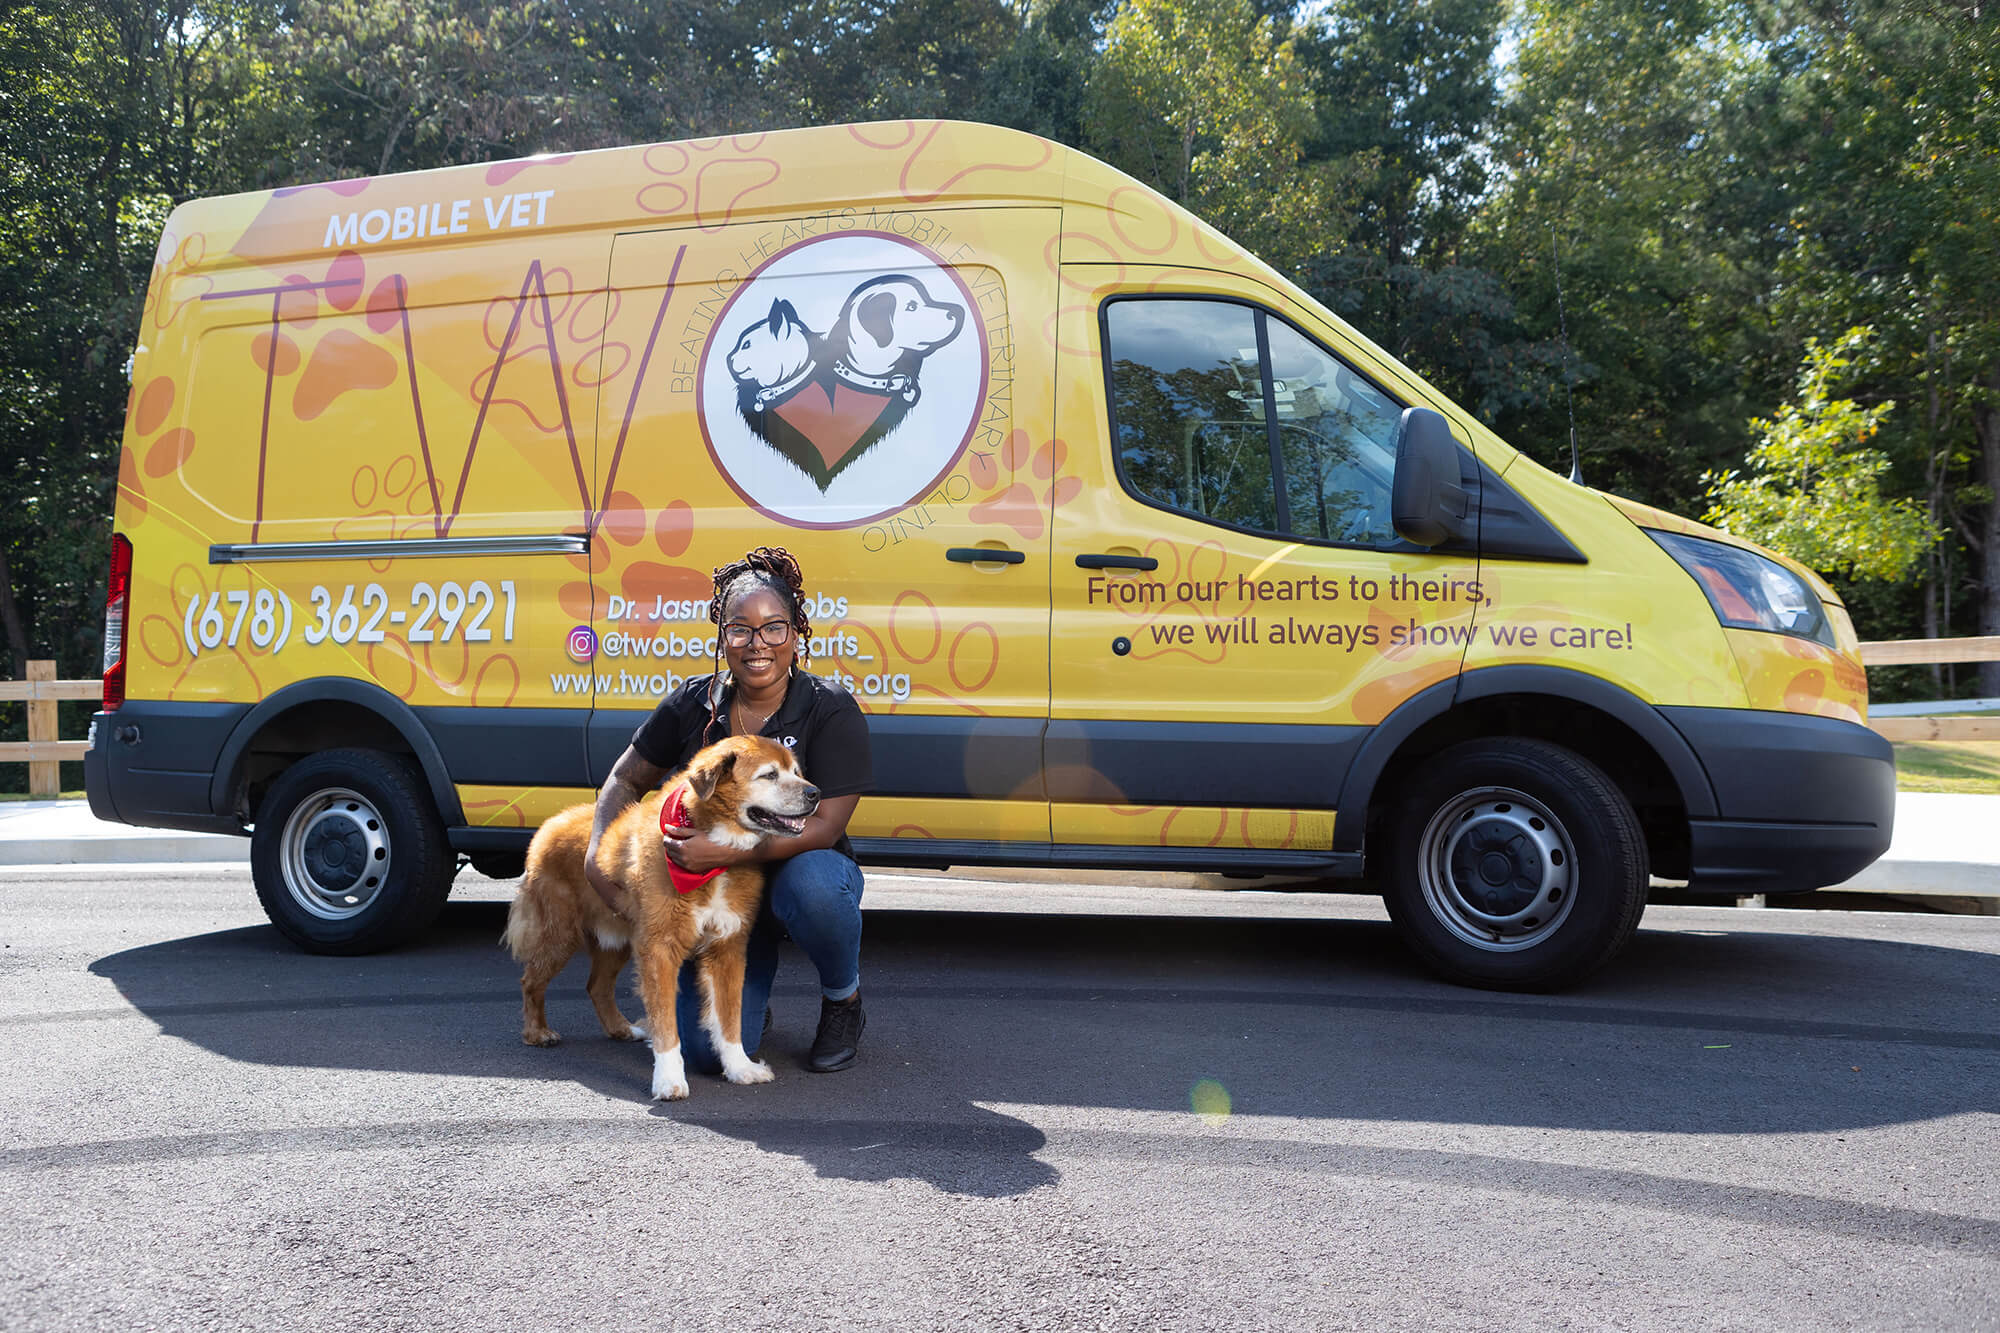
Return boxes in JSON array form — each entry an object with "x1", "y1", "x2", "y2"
[
  {"x1": 947, "y1": 547, "x2": 1025, "y2": 565},
  {"x1": 1075, "y1": 553, "x2": 1159, "y2": 571}
]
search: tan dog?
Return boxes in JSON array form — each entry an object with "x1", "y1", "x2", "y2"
[{"x1": 503, "y1": 735, "x2": 820, "y2": 1100}]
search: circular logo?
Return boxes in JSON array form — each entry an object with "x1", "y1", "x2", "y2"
[
  {"x1": 698, "y1": 232, "x2": 989, "y2": 530},
  {"x1": 566, "y1": 625, "x2": 598, "y2": 662}
]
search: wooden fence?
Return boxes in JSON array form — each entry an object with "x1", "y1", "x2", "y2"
[
  {"x1": 1857, "y1": 636, "x2": 2000, "y2": 743},
  {"x1": 1, "y1": 639, "x2": 1997, "y2": 798},
  {"x1": 0, "y1": 662, "x2": 100, "y2": 797}
]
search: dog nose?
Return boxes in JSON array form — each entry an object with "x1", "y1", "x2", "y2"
[{"x1": 803, "y1": 784, "x2": 820, "y2": 803}]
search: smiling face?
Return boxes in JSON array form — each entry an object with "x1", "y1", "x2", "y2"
[
  {"x1": 733, "y1": 738, "x2": 821, "y2": 837},
  {"x1": 680, "y1": 735, "x2": 821, "y2": 843},
  {"x1": 720, "y1": 585, "x2": 797, "y2": 694}
]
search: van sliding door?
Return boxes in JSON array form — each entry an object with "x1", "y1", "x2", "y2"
[{"x1": 590, "y1": 213, "x2": 1060, "y2": 856}]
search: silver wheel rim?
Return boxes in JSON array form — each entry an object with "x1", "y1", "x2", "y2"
[
  {"x1": 279, "y1": 786, "x2": 391, "y2": 921},
  {"x1": 1417, "y1": 785, "x2": 1578, "y2": 953}
]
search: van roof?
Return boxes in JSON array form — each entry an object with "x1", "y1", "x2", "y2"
[
  {"x1": 148, "y1": 118, "x2": 1499, "y2": 464},
  {"x1": 158, "y1": 120, "x2": 1282, "y2": 285}
]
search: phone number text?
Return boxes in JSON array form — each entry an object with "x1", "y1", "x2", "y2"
[{"x1": 181, "y1": 581, "x2": 518, "y2": 657}]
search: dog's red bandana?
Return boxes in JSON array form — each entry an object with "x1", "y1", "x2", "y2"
[{"x1": 660, "y1": 787, "x2": 724, "y2": 895}]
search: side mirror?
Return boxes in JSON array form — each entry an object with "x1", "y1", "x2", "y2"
[{"x1": 1391, "y1": 407, "x2": 1471, "y2": 547}]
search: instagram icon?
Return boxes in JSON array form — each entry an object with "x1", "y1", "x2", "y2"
[{"x1": 566, "y1": 625, "x2": 598, "y2": 663}]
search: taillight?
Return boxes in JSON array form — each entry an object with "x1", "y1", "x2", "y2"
[{"x1": 102, "y1": 533, "x2": 132, "y2": 711}]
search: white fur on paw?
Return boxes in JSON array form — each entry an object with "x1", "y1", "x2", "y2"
[
  {"x1": 651, "y1": 1048, "x2": 689, "y2": 1101},
  {"x1": 724, "y1": 1059, "x2": 775, "y2": 1085},
  {"x1": 625, "y1": 1023, "x2": 648, "y2": 1041}
]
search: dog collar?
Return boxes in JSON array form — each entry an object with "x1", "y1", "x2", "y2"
[
  {"x1": 660, "y1": 787, "x2": 725, "y2": 895},
  {"x1": 752, "y1": 360, "x2": 818, "y2": 410},
  {"x1": 831, "y1": 358, "x2": 919, "y2": 405}
]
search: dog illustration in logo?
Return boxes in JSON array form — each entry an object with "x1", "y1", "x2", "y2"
[{"x1": 727, "y1": 274, "x2": 965, "y2": 490}]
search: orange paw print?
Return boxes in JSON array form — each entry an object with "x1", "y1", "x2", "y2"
[{"x1": 967, "y1": 431, "x2": 1080, "y2": 540}]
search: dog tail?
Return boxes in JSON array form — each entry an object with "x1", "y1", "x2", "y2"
[{"x1": 500, "y1": 878, "x2": 545, "y2": 960}]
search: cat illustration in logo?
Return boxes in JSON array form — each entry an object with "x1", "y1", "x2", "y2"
[{"x1": 726, "y1": 274, "x2": 965, "y2": 491}]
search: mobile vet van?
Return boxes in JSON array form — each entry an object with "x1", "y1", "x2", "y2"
[{"x1": 87, "y1": 121, "x2": 1894, "y2": 989}]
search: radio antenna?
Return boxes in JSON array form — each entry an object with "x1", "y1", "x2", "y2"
[{"x1": 1550, "y1": 225, "x2": 1583, "y2": 485}]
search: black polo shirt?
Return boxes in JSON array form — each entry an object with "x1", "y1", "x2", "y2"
[{"x1": 628, "y1": 670, "x2": 873, "y2": 857}]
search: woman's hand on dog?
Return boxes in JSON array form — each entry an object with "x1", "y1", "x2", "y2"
[{"x1": 661, "y1": 822, "x2": 748, "y2": 872}]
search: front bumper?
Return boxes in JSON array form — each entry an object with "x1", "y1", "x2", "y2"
[{"x1": 1661, "y1": 706, "x2": 1895, "y2": 895}]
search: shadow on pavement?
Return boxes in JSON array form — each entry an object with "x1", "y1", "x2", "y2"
[{"x1": 87, "y1": 898, "x2": 2000, "y2": 1193}]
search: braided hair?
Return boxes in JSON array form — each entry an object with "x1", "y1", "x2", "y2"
[{"x1": 704, "y1": 546, "x2": 812, "y2": 740}]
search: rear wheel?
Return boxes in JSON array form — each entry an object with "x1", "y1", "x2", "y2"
[
  {"x1": 1382, "y1": 738, "x2": 1648, "y2": 991},
  {"x1": 250, "y1": 749, "x2": 454, "y2": 954}
]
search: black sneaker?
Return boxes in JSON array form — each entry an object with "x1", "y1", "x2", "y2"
[{"x1": 807, "y1": 994, "x2": 865, "y2": 1073}]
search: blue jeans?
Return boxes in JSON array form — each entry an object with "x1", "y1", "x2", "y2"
[{"x1": 675, "y1": 849, "x2": 864, "y2": 1074}]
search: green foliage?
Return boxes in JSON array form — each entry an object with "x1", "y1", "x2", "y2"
[
  {"x1": 1704, "y1": 330, "x2": 1940, "y2": 583},
  {"x1": 1085, "y1": 0, "x2": 1354, "y2": 272}
]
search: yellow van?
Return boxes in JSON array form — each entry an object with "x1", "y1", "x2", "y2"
[{"x1": 86, "y1": 120, "x2": 1893, "y2": 989}]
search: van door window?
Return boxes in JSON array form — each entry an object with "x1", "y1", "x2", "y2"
[
  {"x1": 1102, "y1": 297, "x2": 1402, "y2": 549},
  {"x1": 1103, "y1": 301, "x2": 1277, "y2": 532},
  {"x1": 1264, "y1": 319, "x2": 1400, "y2": 547}
]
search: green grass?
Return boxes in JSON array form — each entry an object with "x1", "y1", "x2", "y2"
[
  {"x1": 0, "y1": 790, "x2": 86, "y2": 802},
  {"x1": 1893, "y1": 740, "x2": 2000, "y2": 794}
]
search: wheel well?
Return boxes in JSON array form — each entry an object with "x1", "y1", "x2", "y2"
[
  {"x1": 1366, "y1": 693, "x2": 1691, "y2": 879},
  {"x1": 227, "y1": 702, "x2": 416, "y2": 823}
]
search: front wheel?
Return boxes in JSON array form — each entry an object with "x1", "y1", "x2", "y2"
[
  {"x1": 1382, "y1": 738, "x2": 1648, "y2": 991},
  {"x1": 250, "y1": 749, "x2": 455, "y2": 954}
]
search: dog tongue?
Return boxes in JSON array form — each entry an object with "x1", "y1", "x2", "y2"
[{"x1": 772, "y1": 383, "x2": 891, "y2": 472}]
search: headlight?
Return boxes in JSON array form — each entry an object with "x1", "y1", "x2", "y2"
[{"x1": 1649, "y1": 531, "x2": 1834, "y2": 647}]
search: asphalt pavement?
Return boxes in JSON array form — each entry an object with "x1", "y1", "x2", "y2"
[{"x1": 1, "y1": 867, "x2": 1996, "y2": 1330}]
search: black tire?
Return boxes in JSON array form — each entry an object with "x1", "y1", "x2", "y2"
[
  {"x1": 249, "y1": 748, "x2": 455, "y2": 955},
  {"x1": 1381, "y1": 737, "x2": 1648, "y2": 992}
]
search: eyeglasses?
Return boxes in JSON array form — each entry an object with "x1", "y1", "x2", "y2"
[{"x1": 723, "y1": 619, "x2": 794, "y2": 648}]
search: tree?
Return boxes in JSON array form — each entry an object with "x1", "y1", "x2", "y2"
[
  {"x1": 1085, "y1": 0, "x2": 1354, "y2": 274},
  {"x1": 0, "y1": 1, "x2": 289, "y2": 685},
  {"x1": 1704, "y1": 329, "x2": 1940, "y2": 583},
  {"x1": 750, "y1": 0, "x2": 1021, "y2": 126},
  {"x1": 1472, "y1": 0, "x2": 1790, "y2": 502},
  {"x1": 1747, "y1": 0, "x2": 2000, "y2": 685}
]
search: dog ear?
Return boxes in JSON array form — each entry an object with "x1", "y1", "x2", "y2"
[
  {"x1": 857, "y1": 291, "x2": 896, "y2": 348},
  {"x1": 686, "y1": 751, "x2": 730, "y2": 803}
]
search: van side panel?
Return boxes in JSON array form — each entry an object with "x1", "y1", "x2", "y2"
[
  {"x1": 588, "y1": 205, "x2": 1061, "y2": 843},
  {"x1": 1455, "y1": 466, "x2": 1748, "y2": 708}
]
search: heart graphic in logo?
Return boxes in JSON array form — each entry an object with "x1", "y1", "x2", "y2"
[{"x1": 768, "y1": 382, "x2": 894, "y2": 480}]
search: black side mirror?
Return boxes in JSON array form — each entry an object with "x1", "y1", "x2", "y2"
[{"x1": 1391, "y1": 407, "x2": 1471, "y2": 547}]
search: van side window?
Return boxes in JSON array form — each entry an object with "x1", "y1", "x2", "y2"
[
  {"x1": 1102, "y1": 298, "x2": 1402, "y2": 547},
  {"x1": 1103, "y1": 301, "x2": 1277, "y2": 532},
  {"x1": 1264, "y1": 319, "x2": 1400, "y2": 546}
]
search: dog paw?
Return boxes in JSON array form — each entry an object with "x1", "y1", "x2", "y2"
[
  {"x1": 522, "y1": 1029, "x2": 561, "y2": 1047},
  {"x1": 651, "y1": 1048, "x2": 688, "y2": 1101},
  {"x1": 620, "y1": 1023, "x2": 648, "y2": 1042},
  {"x1": 724, "y1": 1060, "x2": 775, "y2": 1085}
]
